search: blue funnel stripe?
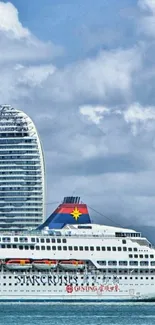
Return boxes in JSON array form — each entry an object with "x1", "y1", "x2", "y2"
[{"x1": 38, "y1": 203, "x2": 91, "y2": 230}]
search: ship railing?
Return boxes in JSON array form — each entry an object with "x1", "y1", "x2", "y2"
[{"x1": 0, "y1": 231, "x2": 116, "y2": 239}]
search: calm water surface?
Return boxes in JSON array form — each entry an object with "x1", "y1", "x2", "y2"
[{"x1": 0, "y1": 303, "x2": 155, "y2": 325}]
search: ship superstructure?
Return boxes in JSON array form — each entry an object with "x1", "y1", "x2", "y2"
[{"x1": 0, "y1": 197, "x2": 155, "y2": 301}]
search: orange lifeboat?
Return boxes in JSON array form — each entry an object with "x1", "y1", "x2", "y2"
[
  {"x1": 5, "y1": 259, "x2": 32, "y2": 270},
  {"x1": 59, "y1": 260, "x2": 85, "y2": 270},
  {"x1": 32, "y1": 260, "x2": 58, "y2": 270}
]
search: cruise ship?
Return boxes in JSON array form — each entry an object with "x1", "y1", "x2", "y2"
[{"x1": 0, "y1": 196, "x2": 155, "y2": 302}]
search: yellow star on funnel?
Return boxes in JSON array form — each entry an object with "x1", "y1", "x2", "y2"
[{"x1": 71, "y1": 207, "x2": 82, "y2": 221}]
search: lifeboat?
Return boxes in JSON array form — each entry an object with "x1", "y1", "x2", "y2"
[
  {"x1": 5, "y1": 259, "x2": 32, "y2": 270},
  {"x1": 32, "y1": 260, "x2": 57, "y2": 270},
  {"x1": 59, "y1": 260, "x2": 85, "y2": 270}
]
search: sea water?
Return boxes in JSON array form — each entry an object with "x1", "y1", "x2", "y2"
[{"x1": 0, "y1": 303, "x2": 155, "y2": 325}]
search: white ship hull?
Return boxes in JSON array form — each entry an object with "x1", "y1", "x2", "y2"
[{"x1": 0, "y1": 270, "x2": 155, "y2": 301}]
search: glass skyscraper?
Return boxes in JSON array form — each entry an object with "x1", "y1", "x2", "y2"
[{"x1": 0, "y1": 105, "x2": 45, "y2": 231}]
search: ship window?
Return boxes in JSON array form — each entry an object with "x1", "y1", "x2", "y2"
[
  {"x1": 112, "y1": 247, "x2": 116, "y2": 251},
  {"x1": 134, "y1": 255, "x2": 138, "y2": 258},
  {"x1": 20, "y1": 237, "x2": 28, "y2": 242},
  {"x1": 47, "y1": 246, "x2": 51, "y2": 250},
  {"x1": 151, "y1": 261, "x2": 155, "y2": 266},
  {"x1": 51, "y1": 239, "x2": 55, "y2": 243},
  {"x1": 107, "y1": 247, "x2": 111, "y2": 251},
  {"x1": 85, "y1": 246, "x2": 89, "y2": 251},
  {"x1": 129, "y1": 261, "x2": 138, "y2": 266},
  {"x1": 108, "y1": 261, "x2": 117, "y2": 266},
  {"x1": 30, "y1": 246, "x2": 34, "y2": 250},
  {"x1": 40, "y1": 238, "x2": 44, "y2": 243},
  {"x1": 13, "y1": 245, "x2": 17, "y2": 249},
  {"x1": 140, "y1": 261, "x2": 149, "y2": 266},
  {"x1": 90, "y1": 246, "x2": 94, "y2": 251},
  {"x1": 129, "y1": 254, "x2": 133, "y2": 258},
  {"x1": 74, "y1": 246, "x2": 78, "y2": 251},
  {"x1": 31, "y1": 238, "x2": 35, "y2": 243},
  {"x1": 69, "y1": 246, "x2": 73, "y2": 251},
  {"x1": 63, "y1": 246, "x2": 67, "y2": 250},
  {"x1": 97, "y1": 261, "x2": 106, "y2": 265},
  {"x1": 57, "y1": 239, "x2": 61, "y2": 243},
  {"x1": 46, "y1": 238, "x2": 50, "y2": 243},
  {"x1": 58, "y1": 246, "x2": 61, "y2": 250},
  {"x1": 36, "y1": 246, "x2": 40, "y2": 250},
  {"x1": 2, "y1": 237, "x2": 10, "y2": 242},
  {"x1": 19, "y1": 245, "x2": 23, "y2": 250},
  {"x1": 7, "y1": 244, "x2": 11, "y2": 248},
  {"x1": 150, "y1": 255, "x2": 154, "y2": 258},
  {"x1": 134, "y1": 248, "x2": 138, "y2": 252},
  {"x1": 79, "y1": 246, "x2": 83, "y2": 251},
  {"x1": 128, "y1": 248, "x2": 132, "y2": 251},
  {"x1": 145, "y1": 255, "x2": 148, "y2": 258},
  {"x1": 25, "y1": 246, "x2": 29, "y2": 250},
  {"x1": 52, "y1": 246, "x2": 56, "y2": 250},
  {"x1": 139, "y1": 255, "x2": 143, "y2": 258},
  {"x1": 119, "y1": 261, "x2": 128, "y2": 266},
  {"x1": 41, "y1": 246, "x2": 45, "y2": 250},
  {"x1": 102, "y1": 247, "x2": 105, "y2": 251},
  {"x1": 14, "y1": 237, "x2": 18, "y2": 242},
  {"x1": 118, "y1": 247, "x2": 121, "y2": 251},
  {"x1": 1, "y1": 244, "x2": 5, "y2": 248},
  {"x1": 62, "y1": 239, "x2": 67, "y2": 243},
  {"x1": 96, "y1": 246, "x2": 101, "y2": 251},
  {"x1": 122, "y1": 240, "x2": 126, "y2": 244},
  {"x1": 123, "y1": 247, "x2": 127, "y2": 251}
]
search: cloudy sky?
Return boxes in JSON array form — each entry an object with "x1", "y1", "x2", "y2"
[{"x1": 1, "y1": 0, "x2": 155, "y2": 226}]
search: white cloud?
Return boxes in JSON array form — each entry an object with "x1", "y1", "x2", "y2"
[
  {"x1": 138, "y1": 0, "x2": 155, "y2": 37},
  {"x1": 79, "y1": 105, "x2": 109, "y2": 124},
  {"x1": 0, "y1": 1, "x2": 155, "y2": 226},
  {"x1": 139, "y1": 16, "x2": 155, "y2": 37},
  {"x1": 17, "y1": 64, "x2": 56, "y2": 87},
  {"x1": 79, "y1": 102, "x2": 155, "y2": 139},
  {"x1": 79, "y1": 102, "x2": 155, "y2": 131},
  {"x1": 41, "y1": 47, "x2": 142, "y2": 103},
  {"x1": 138, "y1": 0, "x2": 155, "y2": 14},
  {"x1": 124, "y1": 103, "x2": 155, "y2": 123},
  {"x1": 0, "y1": 1, "x2": 63, "y2": 63},
  {"x1": 0, "y1": 2, "x2": 29, "y2": 39},
  {"x1": 124, "y1": 103, "x2": 155, "y2": 135}
]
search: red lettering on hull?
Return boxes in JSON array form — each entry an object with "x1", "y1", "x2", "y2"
[{"x1": 66, "y1": 284, "x2": 119, "y2": 293}]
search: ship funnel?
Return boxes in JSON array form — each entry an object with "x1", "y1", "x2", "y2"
[{"x1": 37, "y1": 196, "x2": 91, "y2": 230}]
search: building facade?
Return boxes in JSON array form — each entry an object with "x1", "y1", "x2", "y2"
[{"x1": 0, "y1": 105, "x2": 45, "y2": 231}]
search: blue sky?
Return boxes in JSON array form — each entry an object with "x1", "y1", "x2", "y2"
[
  {"x1": 1, "y1": 0, "x2": 155, "y2": 226},
  {"x1": 3, "y1": 0, "x2": 137, "y2": 63}
]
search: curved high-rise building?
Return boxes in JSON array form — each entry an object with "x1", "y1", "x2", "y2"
[{"x1": 0, "y1": 105, "x2": 45, "y2": 231}]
